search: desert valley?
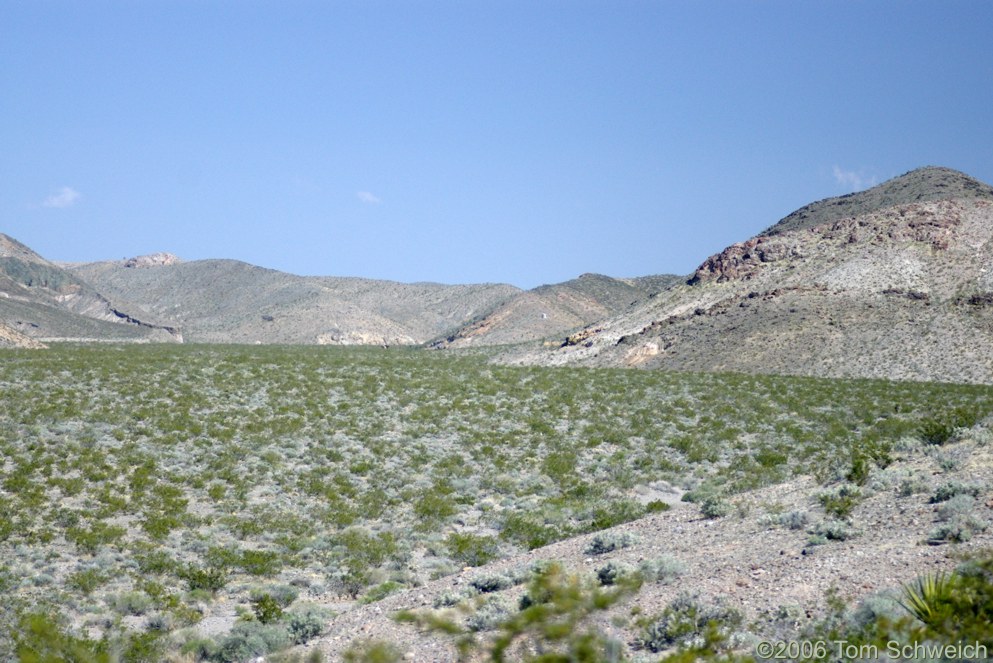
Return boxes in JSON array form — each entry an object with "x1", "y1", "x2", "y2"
[{"x1": 3, "y1": 167, "x2": 993, "y2": 661}]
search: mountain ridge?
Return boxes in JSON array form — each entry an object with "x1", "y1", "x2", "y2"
[
  {"x1": 762, "y1": 166, "x2": 993, "y2": 236},
  {"x1": 5, "y1": 165, "x2": 993, "y2": 385},
  {"x1": 499, "y1": 166, "x2": 993, "y2": 384}
]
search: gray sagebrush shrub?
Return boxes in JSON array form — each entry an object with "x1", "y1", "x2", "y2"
[
  {"x1": 639, "y1": 555, "x2": 686, "y2": 584},
  {"x1": 596, "y1": 561, "x2": 634, "y2": 586},
  {"x1": 469, "y1": 572, "x2": 515, "y2": 594},
  {"x1": 700, "y1": 496, "x2": 731, "y2": 519},
  {"x1": 637, "y1": 593, "x2": 743, "y2": 652},
  {"x1": 287, "y1": 604, "x2": 334, "y2": 644},
  {"x1": 465, "y1": 596, "x2": 513, "y2": 632},
  {"x1": 812, "y1": 519, "x2": 855, "y2": 542},
  {"x1": 584, "y1": 531, "x2": 637, "y2": 556},
  {"x1": 778, "y1": 510, "x2": 809, "y2": 530},
  {"x1": 216, "y1": 620, "x2": 291, "y2": 663}
]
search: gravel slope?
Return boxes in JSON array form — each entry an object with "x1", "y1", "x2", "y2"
[{"x1": 287, "y1": 426, "x2": 993, "y2": 661}]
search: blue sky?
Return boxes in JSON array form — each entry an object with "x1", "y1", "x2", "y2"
[{"x1": 3, "y1": 1, "x2": 992, "y2": 288}]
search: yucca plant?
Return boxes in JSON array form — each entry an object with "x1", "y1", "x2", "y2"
[{"x1": 898, "y1": 571, "x2": 956, "y2": 627}]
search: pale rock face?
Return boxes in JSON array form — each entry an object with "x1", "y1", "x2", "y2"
[
  {"x1": 624, "y1": 341, "x2": 660, "y2": 366},
  {"x1": 316, "y1": 330, "x2": 415, "y2": 346},
  {"x1": 123, "y1": 253, "x2": 181, "y2": 268},
  {"x1": 0, "y1": 321, "x2": 47, "y2": 348}
]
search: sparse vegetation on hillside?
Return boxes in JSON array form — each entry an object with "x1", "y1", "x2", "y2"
[
  {"x1": 0, "y1": 343, "x2": 991, "y2": 660},
  {"x1": 763, "y1": 166, "x2": 993, "y2": 236}
]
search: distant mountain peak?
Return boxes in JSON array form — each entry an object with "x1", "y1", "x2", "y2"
[
  {"x1": 0, "y1": 233, "x2": 50, "y2": 264},
  {"x1": 764, "y1": 166, "x2": 993, "y2": 236}
]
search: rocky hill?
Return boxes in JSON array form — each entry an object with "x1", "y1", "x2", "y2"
[
  {"x1": 764, "y1": 165, "x2": 993, "y2": 236},
  {"x1": 431, "y1": 272, "x2": 681, "y2": 348},
  {"x1": 8, "y1": 165, "x2": 993, "y2": 372},
  {"x1": 0, "y1": 235, "x2": 180, "y2": 344},
  {"x1": 69, "y1": 258, "x2": 522, "y2": 345},
  {"x1": 501, "y1": 167, "x2": 993, "y2": 384},
  {"x1": 1, "y1": 235, "x2": 670, "y2": 348},
  {"x1": 0, "y1": 320, "x2": 47, "y2": 348}
]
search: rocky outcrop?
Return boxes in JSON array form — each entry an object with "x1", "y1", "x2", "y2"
[
  {"x1": 316, "y1": 330, "x2": 415, "y2": 346},
  {"x1": 689, "y1": 237, "x2": 802, "y2": 284},
  {"x1": 0, "y1": 320, "x2": 47, "y2": 348},
  {"x1": 562, "y1": 326, "x2": 603, "y2": 347},
  {"x1": 123, "y1": 252, "x2": 181, "y2": 268},
  {"x1": 690, "y1": 200, "x2": 967, "y2": 286}
]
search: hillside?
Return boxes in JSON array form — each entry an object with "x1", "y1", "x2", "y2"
[
  {"x1": 0, "y1": 234, "x2": 180, "y2": 343},
  {"x1": 501, "y1": 167, "x2": 993, "y2": 384},
  {"x1": 764, "y1": 166, "x2": 993, "y2": 236},
  {"x1": 0, "y1": 320, "x2": 47, "y2": 348},
  {"x1": 312, "y1": 425, "x2": 993, "y2": 661},
  {"x1": 69, "y1": 258, "x2": 521, "y2": 345},
  {"x1": 432, "y1": 272, "x2": 681, "y2": 348}
]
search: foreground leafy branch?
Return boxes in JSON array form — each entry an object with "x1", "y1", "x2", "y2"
[{"x1": 394, "y1": 562, "x2": 640, "y2": 662}]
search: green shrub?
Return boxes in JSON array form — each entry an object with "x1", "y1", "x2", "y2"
[
  {"x1": 645, "y1": 499, "x2": 671, "y2": 513},
  {"x1": 817, "y1": 483, "x2": 861, "y2": 519},
  {"x1": 252, "y1": 593, "x2": 285, "y2": 624},
  {"x1": 917, "y1": 406, "x2": 980, "y2": 446},
  {"x1": 67, "y1": 568, "x2": 108, "y2": 595},
  {"x1": 589, "y1": 499, "x2": 645, "y2": 530},
  {"x1": 929, "y1": 481, "x2": 981, "y2": 503},
  {"x1": 919, "y1": 418, "x2": 956, "y2": 445},
  {"x1": 134, "y1": 549, "x2": 176, "y2": 575},
  {"x1": 141, "y1": 512, "x2": 180, "y2": 540},
  {"x1": 119, "y1": 630, "x2": 164, "y2": 663},
  {"x1": 241, "y1": 549, "x2": 282, "y2": 577},
  {"x1": 66, "y1": 521, "x2": 126, "y2": 554},
  {"x1": 179, "y1": 564, "x2": 227, "y2": 593},
  {"x1": 700, "y1": 496, "x2": 731, "y2": 519},
  {"x1": 413, "y1": 490, "x2": 456, "y2": 527},
  {"x1": 499, "y1": 512, "x2": 562, "y2": 550},
  {"x1": 444, "y1": 531, "x2": 500, "y2": 567},
  {"x1": 12, "y1": 611, "x2": 111, "y2": 663},
  {"x1": 360, "y1": 581, "x2": 403, "y2": 604}
]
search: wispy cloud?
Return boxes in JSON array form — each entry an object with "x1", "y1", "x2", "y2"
[
  {"x1": 832, "y1": 166, "x2": 877, "y2": 192},
  {"x1": 356, "y1": 191, "x2": 382, "y2": 205},
  {"x1": 42, "y1": 186, "x2": 81, "y2": 208}
]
